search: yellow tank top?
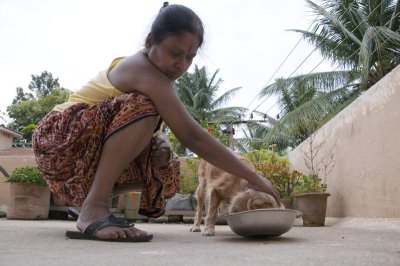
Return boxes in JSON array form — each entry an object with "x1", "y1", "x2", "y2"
[
  {"x1": 53, "y1": 57, "x2": 125, "y2": 112},
  {"x1": 52, "y1": 56, "x2": 166, "y2": 136}
]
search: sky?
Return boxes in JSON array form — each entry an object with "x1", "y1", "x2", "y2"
[{"x1": 0, "y1": 0, "x2": 332, "y2": 123}]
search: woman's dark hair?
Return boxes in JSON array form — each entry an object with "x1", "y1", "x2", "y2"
[{"x1": 149, "y1": 2, "x2": 204, "y2": 48}]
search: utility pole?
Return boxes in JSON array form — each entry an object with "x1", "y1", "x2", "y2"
[
  {"x1": 217, "y1": 115, "x2": 276, "y2": 150},
  {"x1": 225, "y1": 123, "x2": 235, "y2": 149}
]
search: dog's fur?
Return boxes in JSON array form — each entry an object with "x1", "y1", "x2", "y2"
[{"x1": 190, "y1": 156, "x2": 283, "y2": 236}]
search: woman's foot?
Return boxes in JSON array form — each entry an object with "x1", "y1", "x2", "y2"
[{"x1": 76, "y1": 202, "x2": 148, "y2": 240}]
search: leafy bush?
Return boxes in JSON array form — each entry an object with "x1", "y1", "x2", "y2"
[
  {"x1": 5, "y1": 166, "x2": 47, "y2": 186},
  {"x1": 243, "y1": 148, "x2": 288, "y2": 164},
  {"x1": 293, "y1": 174, "x2": 327, "y2": 193},
  {"x1": 244, "y1": 148, "x2": 302, "y2": 199},
  {"x1": 179, "y1": 158, "x2": 199, "y2": 194},
  {"x1": 253, "y1": 162, "x2": 302, "y2": 199}
]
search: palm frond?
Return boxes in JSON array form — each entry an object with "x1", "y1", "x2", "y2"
[
  {"x1": 263, "y1": 84, "x2": 359, "y2": 146},
  {"x1": 211, "y1": 87, "x2": 242, "y2": 109},
  {"x1": 306, "y1": 0, "x2": 362, "y2": 46},
  {"x1": 389, "y1": 0, "x2": 400, "y2": 30}
]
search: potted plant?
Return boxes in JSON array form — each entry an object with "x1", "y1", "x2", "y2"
[
  {"x1": 292, "y1": 174, "x2": 330, "y2": 226},
  {"x1": 292, "y1": 132, "x2": 335, "y2": 226},
  {"x1": 5, "y1": 166, "x2": 51, "y2": 220}
]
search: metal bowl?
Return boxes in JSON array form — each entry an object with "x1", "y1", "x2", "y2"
[{"x1": 226, "y1": 208, "x2": 298, "y2": 237}]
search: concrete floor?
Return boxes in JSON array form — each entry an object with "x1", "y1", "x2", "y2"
[{"x1": 0, "y1": 217, "x2": 399, "y2": 266}]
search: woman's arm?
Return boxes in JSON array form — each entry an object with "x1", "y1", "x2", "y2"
[
  {"x1": 108, "y1": 53, "x2": 281, "y2": 204},
  {"x1": 149, "y1": 84, "x2": 281, "y2": 204}
]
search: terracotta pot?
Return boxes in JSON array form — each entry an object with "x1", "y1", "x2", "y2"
[
  {"x1": 293, "y1": 192, "x2": 330, "y2": 226},
  {"x1": 7, "y1": 183, "x2": 51, "y2": 220}
]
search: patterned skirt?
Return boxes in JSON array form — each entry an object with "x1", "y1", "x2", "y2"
[{"x1": 32, "y1": 92, "x2": 180, "y2": 218}]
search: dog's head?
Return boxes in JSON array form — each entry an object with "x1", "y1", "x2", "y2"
[{"x1": 229, "y1": 189, "x2": 284, "y2": 214}]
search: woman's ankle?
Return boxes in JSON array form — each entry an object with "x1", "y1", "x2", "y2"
[{"x1": 79, "y1": 201, "x2": 110, "y2": 221}]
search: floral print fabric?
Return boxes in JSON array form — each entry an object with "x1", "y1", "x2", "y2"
[{"x1": 32, "y1": 92, "x2": 180, "y2": 218}]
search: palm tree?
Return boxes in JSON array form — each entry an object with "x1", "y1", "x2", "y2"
[
  {"x1": 231, "y1": 111, "x2": 290, "y2": 153},
  {"x1": 171, "y1": 65, "x2": 247, "y2": 155},
  {"x1": 259, "y1": 0, "x2": 400, "y2": 146},
  {"x1": 176, "y1": 65, "x2": 246, "y2": 123}
]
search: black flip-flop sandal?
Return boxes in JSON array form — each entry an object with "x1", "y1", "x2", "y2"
[
  {"x1": 65, "y1": 214, "x2": 153, "y2": 242},
  {"x1": 68, "y1": 207, "x2": 80, "y2": 220}
]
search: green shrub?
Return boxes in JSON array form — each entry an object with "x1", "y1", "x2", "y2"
[
  {"x1": 243, "y1": 148, "x2": 288, "y2": 164},
  {"x1": 179, "y1": 157, "x2": 199, "y2": 194},
  {"x1": 244, "y1": 148, "x2": 302, "y2": 199},
  {"x1": 293, "y1": 174, "x2": 327, "y2": 193},
  {"x1": 5, "y1": 166, "x2": 47, "y2": 186},
  {"x1": 253, "y1": 162, "x2": 302, "y2": 199}
]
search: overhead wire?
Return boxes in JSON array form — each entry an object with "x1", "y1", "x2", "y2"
[
  {"x1": 243, "y1": 14, "x2": 320, "y2": 110},
  {"x1": 250, "y1": 0, "x2": 391, "y2": 118},
  {"x1": 206, "y1": 0, "x2": 397, "y2": 152},
  {"x1": 272, "y1": 12, "x2": 397, "y2": 118}
]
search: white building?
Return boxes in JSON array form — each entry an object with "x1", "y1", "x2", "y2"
[{"x1": 0, "y1": 125, "x2": 22, "y2": 150}]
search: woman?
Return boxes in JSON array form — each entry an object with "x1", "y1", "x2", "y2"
[{"x1": 33, "y1": 3, "x2": 280, "y2": 242}]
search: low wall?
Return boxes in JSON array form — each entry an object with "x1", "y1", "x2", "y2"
[
  {"x1": 288, "y1": 65, "x2": 400, "y2": 218},
  {"x1": 0, "y1": 155, "x2": 199, "y2": 209}
]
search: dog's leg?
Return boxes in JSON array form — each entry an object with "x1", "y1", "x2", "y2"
[
  {"x1": 190, "y1": 162, "x2": 206, "y2": 233},
  {"x1": 203, "y1": 189, "x2": 220, "y2": 236},
  {"x1": 190, "y1": 182, "x2": 205, "y2": 232}
]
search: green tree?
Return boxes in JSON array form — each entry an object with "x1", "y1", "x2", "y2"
[
  {"x1": 12, "y1": 87, "x2": 34, "y2": 104},
  {"x1": 259, "y1": 0, "x2": 400, "y2": 146},
  {"x1": 176, "y1": 65, "x2": 246, "y2": 122},
  {"x1": 171, "y1": 65, "x2": 246, "y2": 155},
  {"x1": 29, "y1": 71, "x2": 61, "y2": 98},
  {"x1": 234, "y1": 122, "x2": 269, "y2": 153},
  {"x1": 7, "y1": 71, "x2": 70, "y2": 142},
  {"x1": 233, "y1": 117, "x2": 290, "y2": 154}
]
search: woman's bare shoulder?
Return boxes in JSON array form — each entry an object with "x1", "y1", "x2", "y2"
[{"x1": 108, "y1": 52, "x2": 171, "y2": 94}]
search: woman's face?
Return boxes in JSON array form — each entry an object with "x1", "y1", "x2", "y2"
[{"x1": 147, "y1": 31, "x2": 199, "y2": 81}]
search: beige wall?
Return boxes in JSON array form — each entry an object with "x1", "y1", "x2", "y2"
[
  {"x1": 288, "y1": 65, "x2": 400, "y2": 218},
  {"x1": 0, "y1": 135, "x2": 13, "y2": 150}
]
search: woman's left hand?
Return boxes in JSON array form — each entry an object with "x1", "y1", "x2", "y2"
[{"x1": 150, "y1": 133, "x2": 173, "y2": 167}]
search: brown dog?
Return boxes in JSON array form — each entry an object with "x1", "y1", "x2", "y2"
[{"x1": 190, "y1": 156, "x2": 283, "y2": 236}]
